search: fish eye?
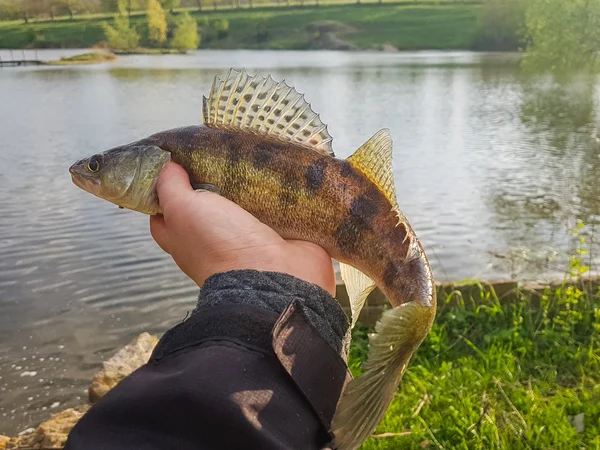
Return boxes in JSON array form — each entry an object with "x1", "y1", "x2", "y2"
[{"x1": 87, "y1": 158, "x2": 100, "y2": 173}]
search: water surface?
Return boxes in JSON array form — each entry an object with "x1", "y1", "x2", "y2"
[{"x1": 1, "y1": 49, "x2": 599, "y2": 435}]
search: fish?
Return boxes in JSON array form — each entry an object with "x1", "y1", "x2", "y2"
[{"x1": 69, "y1": 68, "x2": 436, "y2": 450}]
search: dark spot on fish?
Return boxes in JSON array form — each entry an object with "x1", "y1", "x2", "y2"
[
  {"x1": 277, "y1": 124, "x2": 285, "y2": 129},
  {"x1": 275, "y1": 109, "x2": 282, "y2": 116},
  {"x1": 226, "y1": 109, "x2": 234, "y2": 115},
  {"x1": 305, "y1": 159, "x2": 327, "y2": 193},
  {"x1": 259, "y1": 115, "x2": 265, "y2": 121},
  {"x1": 251, "y1": 82, "x2": 259, "y2": 89},
  {"x1": 244, "y1": 94, "x2": 253, "y2": 102},
  {"x1": 340, "y1": 162, "x2": 355, "y2": 178},
  {"x1": 218, "y1": 105, "x2": 226, "y2": 111},
  {"x1": 247, "y1": 115, "x2": 255, "y2": 122},
  {"x1": 258, "y1": 92, "x2": 267, "y2": 100},
  {"x1": 236, "y1": 87, "x2": 243, "y2": 93},
  {"x1": 284, "y1": 115, "x2": 294, "y2": 122},
  {"x1": 239, "y1": 106, "x2": 247, "y2": 113},
  {"x1": 302, "y1": 130, "x2": 311, "y2": 137},
  {"x1": 252, "y1": 146, "x2": 274, "y2": 168},
  {"x1": 252, "y1": 105, "x2": 260, "y2": 112},
  {"x1": 309, "y1": 139, "x2": 319, "y2": 145},
  {"x1": 292, "y1": 123, "x2": 301, "y2": 130},
  {"x1": 226, "y1": 144, "x2": 242, "y2": 167},
  {"x1": 383, "y1": 261, "x2": 398, "y2": 287},
  {"x1": 233, "y1": 99, "x2": 239, "y2": 105},
  {"x1": 301, "y1": 114, "x2": 307, "y2": 120},
  {"x1": 225, "y1": 84, "x2": 232, "y2": 90},
  {"x1": 279, "y1": 191, "x2": 298, "y2": 207},
  {"x1": 264, "y1": 106, "x2": 272, "y2": 113},
  {"x1": 350, "y1": 194, "x2": 378, "y2": 219},
  {"x1": 335, "y1": 217, "x2": 368, "y2": 254},
  {"x1": 282, "y1": 100, "x2": 289, "y2": 106},
  {"x1": 268, "y1": 119, "x2": 275, "y2": 125},
  {"x1": 273, "y1": 94, "x2": 279, "y2": 101},
  {"x1": 220, "y1": 95, "x2": 228, "y2": 101}
]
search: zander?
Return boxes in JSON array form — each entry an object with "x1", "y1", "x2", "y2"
[{"x1": 69, "y1": 69, "x2": 436, "y2": 450}]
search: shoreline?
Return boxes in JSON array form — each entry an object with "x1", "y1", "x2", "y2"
[{"x1": 1, "y1": 275, "x2": 597, "y2": 447}]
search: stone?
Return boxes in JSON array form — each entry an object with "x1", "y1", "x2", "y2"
[
  {"x1": 89, "y1": 332, "x2": 159, "y2": 403},
  {"x1": 5, "y1": 406, "x2": 88, "y2": 449},
  {"x1": 569, "y1": 413, "x2": 585, "y2": 433},
  {"x1": 379, "y1": 44, "x2": 399, "y2": 52}
]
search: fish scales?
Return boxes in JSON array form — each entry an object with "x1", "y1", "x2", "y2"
[
  {"x1": 69, "y1": 69, "x2": 436, "y2": 450},
  {"x1": 147, "y1": 124, "x2": 420, "y2": 307}
]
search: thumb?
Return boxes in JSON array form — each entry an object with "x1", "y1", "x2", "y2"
[{"x1": 156, "y1": 162, "x2": 194, "y2": 217}]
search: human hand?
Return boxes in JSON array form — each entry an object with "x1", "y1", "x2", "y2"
[{"x1": 150, "y1": 162, "x2": 336, "y2": 295}]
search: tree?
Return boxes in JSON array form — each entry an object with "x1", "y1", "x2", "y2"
[
  {"x1": 147, "y1": 0, "x2": 167, "y2": 46},
  {"x1": 160, "y1": 0, "x2": 179, "y2": 13},
  {"x1": 57, "y1": 0, "x2": 83, "y2": 19},
  {"x1": 523, "y1": 0, "x2": 600, "y2": 75},
  {"x1": 102, "y1": 13, "x2": 140, "y2": 50},
  {"x1": 170, "y1": 12, "x2": 199, "y2": 51},
  {"x1": 0, "y1": 0, "x2": 23, "y2": 21}
]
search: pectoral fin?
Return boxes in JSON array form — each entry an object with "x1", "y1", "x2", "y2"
[
  {"x1": 339, "y1": 262, "x2": 376, "y2": 329},
  {"x1": 191, "y1": 183, "x2": 221, "y2": 194},
  {"x1": 331, "y1": 302, "x2": 435, "y2": 450}
]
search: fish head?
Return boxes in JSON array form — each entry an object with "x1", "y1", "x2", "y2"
[{"x1": 69, "y1": 144, "x2": 171, "y2": 215}]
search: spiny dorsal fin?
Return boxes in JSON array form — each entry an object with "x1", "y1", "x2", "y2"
[
  {"x1": 203, "y1": 68, "x2": 334, "y2": 156},
  {"x1": 347, "y1": 129, "x2": 398, "y2": 210},
  {"x1": 331, "y1": 302, "x2": 436, "y2": 450},
  {"x1": 339, "y1": 262, "x2": 376, "y2": 329}
]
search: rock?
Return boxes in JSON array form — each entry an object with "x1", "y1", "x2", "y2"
[
  {"x1": 89, "y1": 332, "x2": 158, "y2": 403},
  {"x1": 306, "y1": 20, "x2": 358, "y2": 51},
  {"x1": 569, "y1": 413, "x2": 585, "y2": 433},
  {"x1": 5, "y1": 406, "x2": 88, "y2": 449},
  {"x1": 379, "y1": 44, "x2": 399, "y2": 52}
]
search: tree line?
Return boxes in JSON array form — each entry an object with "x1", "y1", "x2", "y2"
[
  {"x1": 101, "y1": 0, "x2": 202, "y2": 51},
  {"x1": 1, "y1": 0, "x2": 305, "y2": 22}
]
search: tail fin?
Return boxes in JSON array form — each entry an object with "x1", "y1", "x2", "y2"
[{"x1": 331, "y1": 301, "x2": 435, "y2": 450}]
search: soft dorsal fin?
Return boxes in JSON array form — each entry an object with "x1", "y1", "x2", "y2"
[
  {"x1": 339, "y1": 262, "x2": 376, "y2": 329},
  {"x1": 347, "y1": 129, "x2": 398, "y2": 210},
  {"x1": 203, "y1": 69, "x2": 334, "y2": 156}
]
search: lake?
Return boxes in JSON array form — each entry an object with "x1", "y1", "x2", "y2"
[{"x1": 1, "y1": 49, "x2": 599, "y2": 435}]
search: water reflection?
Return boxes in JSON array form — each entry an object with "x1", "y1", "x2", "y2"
[{"x1": 488, "y1": 75, "x2": 600, "y2": 277}]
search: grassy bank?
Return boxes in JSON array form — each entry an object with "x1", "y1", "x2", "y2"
[
  {"x1": 349, "y1": 282, "x2": 600, "y2": 449},
  {"x1": 0, "y1": 3, "x2": 484, "y2": 51},
  {"x1": 47, "y1": 51, "x2": 117, "y2": 64}
]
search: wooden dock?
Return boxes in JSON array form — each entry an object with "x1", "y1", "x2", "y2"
[{"x1": 0, "y1": 50, "x2": 44, "y2": 67}]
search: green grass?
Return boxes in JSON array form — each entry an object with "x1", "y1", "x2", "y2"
[
  {"x1": 0, "y1": 3, "x2": 483, "y2": 50},
  {"x1": 349, "y1": 281, "x2": 600, "y2": 449},
  {"x1": 47, "y1": 51, "x2": 117, "y2": 64}
]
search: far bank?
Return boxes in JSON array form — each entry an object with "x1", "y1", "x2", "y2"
[{"x1": 0, "y1": 3, "x2": 510, "y2": 52}]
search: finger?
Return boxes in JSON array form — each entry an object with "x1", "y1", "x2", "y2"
[
  {"x1": 150, "y1": 214, "x2": 171, "y2": 254},
  {"x1": 156, "y1": 162, "x2": 195, "y2": 215}
]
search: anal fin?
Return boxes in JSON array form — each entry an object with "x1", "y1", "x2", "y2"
[{"x1": 339, "y1": 263, "x2": 376, "y2": 329}]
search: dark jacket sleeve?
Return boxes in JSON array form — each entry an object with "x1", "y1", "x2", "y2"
[{"x1": 64, "y1": 270, "x2": 352, "y2": 450}]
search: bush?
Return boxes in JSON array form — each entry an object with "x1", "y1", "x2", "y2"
[
  {"x1": 170, "y1": 12, "x2": 199, "y2": 52},
  {"x1": 102, "y1": 15, "x2": 140, "y2": 51},
  {"x1": 211, "y1": 18, "x2": 229, "y2": 39}
]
